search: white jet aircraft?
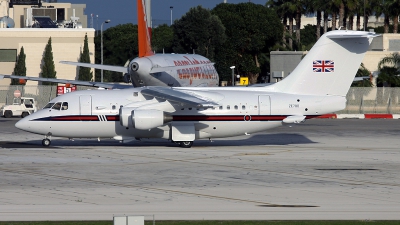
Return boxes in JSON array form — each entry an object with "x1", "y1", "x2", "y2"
[
  {"x1": 60, "y1": 0, "x2": 219, "y2": 87},
  {"x1": 0, "y1": 0, "x2": 218, "y2": 88},
  {"x1": 12, "y1": 30, "x2": 378, "y2": 148}
]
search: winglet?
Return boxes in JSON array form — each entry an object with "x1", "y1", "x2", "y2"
[{"x1": 138, "y1": 0, "x2": 154, "y2": 57}]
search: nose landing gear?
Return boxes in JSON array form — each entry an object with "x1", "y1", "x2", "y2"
[{"x1": 42, "y1": 133, "x2": 52, "y2": 146}]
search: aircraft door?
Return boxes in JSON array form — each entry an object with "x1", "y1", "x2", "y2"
[
  {"x1": 258, "y1": 95, "x2": 271, "y2": 115},
  {"x1": 79, "y1": 95, "x2": 92, "y2": 115}
]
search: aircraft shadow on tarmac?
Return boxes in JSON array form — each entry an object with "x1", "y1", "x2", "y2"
[{"x1": 0, "y1": 133, "x2": 316, "y2": 148}]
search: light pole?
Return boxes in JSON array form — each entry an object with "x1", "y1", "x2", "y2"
[
  {"x1": 101, "y1": 19, "x2": 110, "y2": 83},
  {"x1": 230, "y1": 66, "x2": 235, "y2": 86},
  {"x1": 170, "y1": 6, "x2": 173, "y2": 25}
]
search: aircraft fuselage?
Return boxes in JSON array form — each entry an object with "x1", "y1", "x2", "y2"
[{"x1": 16, "y1": 87, "x2": 345, "y2": 142}]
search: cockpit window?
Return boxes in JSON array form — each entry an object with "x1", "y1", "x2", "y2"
[
  {"x1": 61, "y1": 102, "x2": 68, "y2": 110},
  {"x1": 52, "y1": 102, "x2": 62, "y2": 110},
  {"x1": 44, "y1": 102, "x2": 54, "y2": 109}
]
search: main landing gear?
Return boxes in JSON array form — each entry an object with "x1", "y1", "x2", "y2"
[
  {"x1": 42, "y1": 133, "x2": 52, "y2": 146},
  {"x1": 179, "y1": 141, "x2": 193, "y2": 148}
]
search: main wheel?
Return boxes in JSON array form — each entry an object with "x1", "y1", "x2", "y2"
[
  {"x1": 4, "y1": 110, "x2": 12, "y2": 118},
  {"x1": 42, "y1": 138, "x2": 51, "y2": 147},
  {"x1": 179, "y1": 141, "x2": 193, "y2": 148},
  {"x1": 21, "y1": 112, "x2": 29, "y2": 118}
]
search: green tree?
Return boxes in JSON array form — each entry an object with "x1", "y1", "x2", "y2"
[
  {"x1": 304, "y1": 0, "x2": 324, "y2": 39},
  {"x1": 152, "y1": 24, "x2": 173, "y2": 53},
  {"x1": 377, "y1": 52, "x2": 400, "y2": 86},
  {"x1": 352, "y1": 63, "x2": 373, "y2": 87},
  {"x1": 213, "y1": 3, "x2": 283, "y2": 84},
  {"x1": 11, "y1": 46, "x2": 26, "y2": 85},
  {"x1": 78, "y1": 33, "x2": 93, "y2": 81},
  {"x1": 268, "y1": 0, "x2": 297, "y2": 49},
  {"x1": 95, "y1": 23, "x2": 138, "y2": 82},
  {"x1": 41, "y1": 37, "x2": 57, "y2": 85},
  {"x1": 373, "y1": 0, "x2": 392, "y2": 33},
  {"x1": 172, "y1": 6, "x2": 226, "y2": 61}
]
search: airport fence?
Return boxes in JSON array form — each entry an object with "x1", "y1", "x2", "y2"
[{"x1": 1, "y1": 85, "x2": 400, "y2": 114}]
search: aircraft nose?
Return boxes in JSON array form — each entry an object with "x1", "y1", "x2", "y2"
[{"x1": 15, "y1": 116, "x2": 31, "y2": 132}]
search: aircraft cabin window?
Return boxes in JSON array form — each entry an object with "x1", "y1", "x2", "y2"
[
  {"x1": 44, "y1": 103, "x2": 54, "y2": 109},
  {"x1": 61, "y1": 102, "x2": 68, "y2": 110},
  {"x1": 219, "y1": 106, "x2": 223, "y2": 110},
  {"x1": 242, "y1": 105, "x2": 246, "y2": 110},
  {"x1": 52, "y1": 102, "x2": 62, "y2": 110},
  {"x1": 112, "y1": 105, "x2": 116, "y2": 110},
  {"x1": 234, "y1": 105, "x2": 238, "y2": 110},
  {"x1": 227, "y1": 105, "x2": 230, "y2": 110}
]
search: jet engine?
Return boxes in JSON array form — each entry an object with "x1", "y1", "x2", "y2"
[
  {"x1": 120, "y1": 107, "x2": 172, "y2": 130},
  {"x1": 132, "y1": 109, "x2": 172, "y2": 130}
]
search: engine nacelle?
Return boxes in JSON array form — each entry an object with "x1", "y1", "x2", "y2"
[
  {"x1": 132, "y1": 109, "x2": 172, "y2": 130},
  {"x1": 120, "y1": 107, "x2": 172, "y2": 130},
  {"x1": 119, "y1": 107, "x2": 135, "y2": 127}
]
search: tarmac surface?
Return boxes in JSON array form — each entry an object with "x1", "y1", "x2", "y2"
[{"x1": 0, "y1": 117, "x2": 399, "y2": 221}]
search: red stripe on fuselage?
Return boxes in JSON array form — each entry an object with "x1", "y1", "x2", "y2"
[{"x1": 40, "y1": 115, "x2": 319, "y2": 122}]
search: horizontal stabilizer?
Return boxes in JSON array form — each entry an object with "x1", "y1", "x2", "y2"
[
  {"x1": 150, "y1": 63, "x2": 215, "y2": 73},
  {"x1": 326, "y1": 32, "x2": 380, "y2": 39},
  {"x1": 60, "y1": 61, "x2": 128, "y2": 73}
]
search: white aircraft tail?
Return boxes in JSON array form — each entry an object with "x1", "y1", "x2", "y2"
[{"x1": 272, "y1": 30, "x2": 377, "y2": 96}]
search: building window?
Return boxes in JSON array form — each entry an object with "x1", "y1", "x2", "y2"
[{"x1": 0, "y1": 49, "x2": 17, "y2": 62}]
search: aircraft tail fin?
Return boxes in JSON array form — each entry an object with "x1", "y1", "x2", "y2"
[
  {"x1": 138, "y1": 0, "x2": 154, "y2": 57},
  {"x1": 272, "y1": 30, "x2": 378, "y2": 96}
]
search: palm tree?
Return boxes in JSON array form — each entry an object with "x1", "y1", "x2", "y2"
[
  {"x1": 269, "y1": 0, "x2": 297, "y2": 49},
  {"x1": 389, "y1": 0, "x2": 400, "y2": 33},
  {"x1": 373, "y1": 0, "x2": 391, "y2": 33},
  {"x1": 305, "y1": 0, "x2": 324, "y2": 39},
  {"x1": 278, "y1": 0, "x2": 305, "y2": 48},
  {"x1": 377, "y1": 53, "x2": 400, "y2": 87}
]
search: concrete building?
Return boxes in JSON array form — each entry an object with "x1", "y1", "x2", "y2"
[{"x1": 0, "y1": 0, "x2": 95, "y2": 87}]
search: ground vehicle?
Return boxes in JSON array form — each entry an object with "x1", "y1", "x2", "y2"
[{"x1": 0, "y1": 97, "x2": 37, "y2": 118}]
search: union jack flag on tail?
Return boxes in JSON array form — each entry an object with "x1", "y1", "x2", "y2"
[{"x1": 313, "y1": 60, "x2": 334, "y2": 72}]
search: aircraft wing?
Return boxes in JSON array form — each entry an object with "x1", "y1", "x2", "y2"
[
  {"x1": 141, "y1": 86, "x2": 219, "y2": 108},
  {"x1": 0, "y1": 74, "x2": 132, "y2": 89},
  {"x1": 150, "y1": 63, "x2": 215, "y2": 73},
  {"x1": 60, "y1": 61, "x2": 128, "y2": 73}
]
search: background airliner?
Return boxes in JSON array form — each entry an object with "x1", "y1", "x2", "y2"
[
  {"x1": 12, "y1": 30, "x2": 378, "y2": 148},
  {"x1": 61, "y1": 0, "x2": 219, "y2": 87},
  {"x1": 1, "y1": 0, "x2": 218, "y2": 88}
]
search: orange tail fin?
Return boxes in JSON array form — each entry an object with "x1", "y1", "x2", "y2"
[{"x1": 138, "y1": 0, "x2": 154, "y2": 57}]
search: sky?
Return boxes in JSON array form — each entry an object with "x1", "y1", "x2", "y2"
[{"x1": 57, "y1": 0, "x2": 267, "y2": 30}]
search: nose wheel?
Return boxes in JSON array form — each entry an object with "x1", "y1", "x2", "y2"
[
  {"x1": 42, "y1": 138, "x2": 51, "y2": 146},
  {"x1": 42, "y1": 133, "x2": 52, "y2": 146}
]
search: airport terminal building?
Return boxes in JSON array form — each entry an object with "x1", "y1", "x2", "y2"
[{"x1": 0, "y1": 0, "x2": 94, "y2": 86}]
